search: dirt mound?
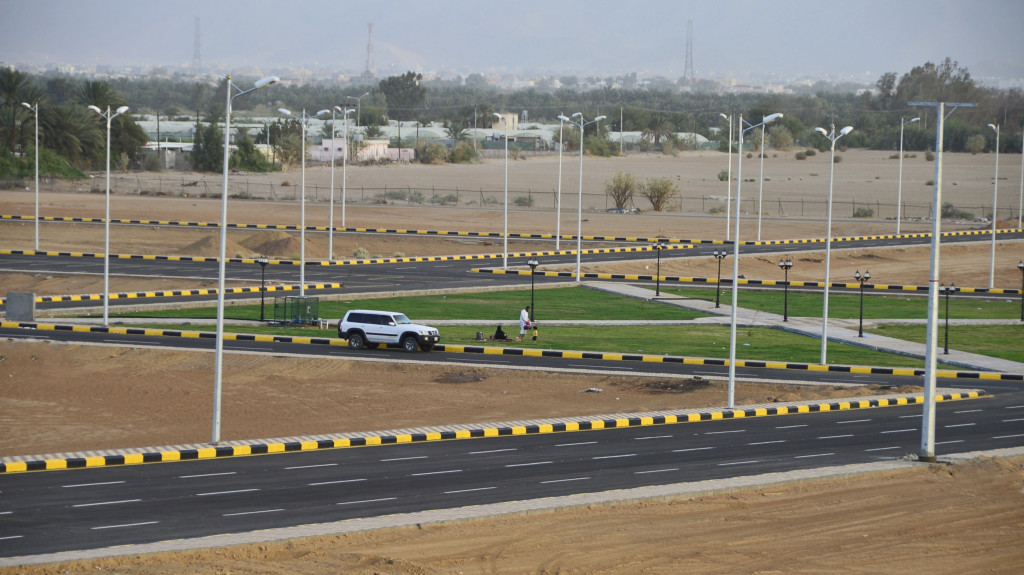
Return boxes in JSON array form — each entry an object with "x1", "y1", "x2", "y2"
[
  {"x1": 179, "y1": 234, "x2": 251, "y2": 258},
  {"x1": 240, "y1": 230, "x2": 301, "y2": 258}
]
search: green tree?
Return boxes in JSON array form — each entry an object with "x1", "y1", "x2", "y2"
[
  {"x1": 190, "y1": 120, "x2": 223, "y2": 172},
  {"x1": 768, "y1": 124, "x2": 794, "y2": 150},
  {"x1": 965, "y1": 133, "x2": 986, "y2": 155},
  {"x1": 378, "y1": 71, "x2": 426, "y2": 121},
  {"x1": 363, "y1": 121, "x2": 385, "y2": 139},
  {"x1": 1, "y1": 68, "x2": 44, "y2": 152},
  {"x1": 230, "y1": 128, "x2": 275, "y2": 172},
  {"x1": 605, "y1": 170, "x2": 638, "y2": 211},
  {"x1": 443, "y1": 119, "x2": 468, "y2": 140},
  {"x1": 641, "y1": 115, "x2": 674, "y2": 147},
  {"x1": 640, "y1": 177, "x2": 679, "y2": 212}
]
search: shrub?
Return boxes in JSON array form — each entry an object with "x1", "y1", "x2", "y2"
[
  {"x1": 941, "y1": 202, "x2": 974, "y2": 220},
  {"x1": 430, "y1": 193, "x2": 458, "y2": 205},
  {"x1": 384, "y1": 189, "x2": 409, "y2": 201},
  {"x1": 925, "y1": 150, "x2": 935, "y2": 161},
  {"x1": 804, "y1": 148, "x2": 816, "y2": 156},
  {"x1": 419, "y1": 142, "x2": 449, "y2": 164},
  {"x1": 513, "y1": 195, "x2": 535, "y2": 207},
  {"x1": 853, "y1": 207, "x2": 874, "y2": 218},
  {"x1": 450, "y1": 141, "x2": 477, "y2": 164},
  {"x1": 353, "y1": 247, "x2": 370, "y2": 259},
  {"x1": 717, "y1": 169, "x2": 729, "y2": 181},
  {"x1": 833, "y1": 155, "x2": 843, "y2": 163},
  {"x1": 640, "y1": 177, "x2": 680, "y2": 212},
  {"x1": 408, "y1": 191, "x2": 425, "y2": 204},
  {"x1": 605, "y1": 170, "x2": 638, "y2": 210},
  {"x1": 795, "y1": 152, "x2": 807, "y2": 160},
  {"x1": 709, "y1": 204, "x2": 725, "y2": 214}
]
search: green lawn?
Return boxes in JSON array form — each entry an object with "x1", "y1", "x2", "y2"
[{"x1": 869, "y1": 324, "x2": 1024, "y2": 363}]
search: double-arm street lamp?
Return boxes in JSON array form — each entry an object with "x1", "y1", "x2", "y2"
[
  {"x1": 348, "y1": 92, "x2": 369, "y2": 128},
  {"x1": 20, "y1": 101, "x2": 40, "y2": 251},
  {"x1": 558, "y1": 113, "x2": 606, "y2": 282},
  {"x1": 779, "y1": 258, "x2": 793, "y2": 321},
  {"x1": 854, "y1": 269, "x2": 871, "y2": 337},
  {"x1": 653, "y1": 241, "x2": 667, "y2": 295},
  {"x1": 939, "y1": 283, "x2": 958, "y2": 354},
  {"x1": 556, "y1": 114, "x2": 564, "y2": 251},
  {"x1": 87, "y1": 104, "x2": 130, "y2": 327},
  {"x1": 279, "y1": 107, "x2": 329, "y2": 296},
  {"x1": 713, "y1": 249, "x2": 728, "y2": 308},
  {"x1": 328, "y1": 107, "x2": 355, "y2": 260},
  {"x1": 493, "y1": 113, "x2": 509, "y2": 269},
  {"x1": 814, "y1": 123, "x2": 854, "y2": 364},
  {"x1": 987, "y1": 123, "x2": 1000, "y2": 289},
  {"x1": 211, "y1": 75, "x2": 278, "y2": 444},
  {"x1": 726, "y1": 112, "x2": 782, "y2": 408},
  {"x1": 896, "y1": 116, "x2": 920, "y2": 235}
]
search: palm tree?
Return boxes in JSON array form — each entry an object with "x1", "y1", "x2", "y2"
[
  {"x1": 641, "y1": 115, "x2": 675, "y2": 148},
  {"x1": 1, "y1": 68, "x2": 44, "y2": 151},
  {"x1": 41, "y1": 105, "x2": 101, "y2": 168}
]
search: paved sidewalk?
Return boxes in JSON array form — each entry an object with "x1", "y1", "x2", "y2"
[{"x1": 586, "y1": 281, "x2": 1024, "y2": 374}]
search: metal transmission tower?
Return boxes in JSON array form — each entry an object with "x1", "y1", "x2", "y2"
[
  {"x1": 192, "y1": 17, "x2": 201, "y2": 76},
  {"x1": 365, "y1": 22, "x2": 375, "y2": 76},
  {"x1": 683, "y1": 20, "x2": 694, "y2": 82}
]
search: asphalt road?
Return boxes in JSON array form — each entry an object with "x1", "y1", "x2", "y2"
[{"x1": 1, "y1": 388, "x2": 1021, "y2": 557}]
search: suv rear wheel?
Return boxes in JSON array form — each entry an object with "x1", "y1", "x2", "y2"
[{"x1": 347, "y1": 332, "x2": 365, "y2": 349}]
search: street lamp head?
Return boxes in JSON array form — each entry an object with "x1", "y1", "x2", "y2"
[
  {"x1": 314, "y1": 109, "x2": 330, "y2": 117},
  {"x1": 854, "y1": 270, "x2": 861, "y2": 280},
  {"x1": 1018, "y1": 260, "x2": 1024, "y2": 270},
  {"x1": 493, "y1": 112, "x2": 502, "y2": 119},
  {"x1": 720, "y1": 113, "x2": 728, "y2": 120},
  {"x1": 571, "y1": 112, "x2": 582, "y2": 118},
  {"x1": 21, "y1": 102, "x2": 32, "y2": 110},
  {"x1": 864, "y1": 270, "x2": 871, "y2": 280},
  {"x1": 557, "y1": 115, "x2": 570, "y2": 122},
  {"x1": 909, "y1": 117, "x2": 921, "y2": 124},
  {"x1": 115, "y1": 106, "x2": 129, "y2": 115},
  {"x1": 278, "y1": 108, "x2": 292, "y2": 116},
  {"x1": 88, "y1": 105, "x2": 102, "y2": 115},
  {"x1": 988, "y1": 123, "x2": 998, "y2": 131},
  {"x1": 839, "y1": 126, "x2": 854, "y2": 136},
  {"x1": 594, "y1": 115, "x2": 606, "y2": 122},
  {"x1": 253, "y1": 76, "x2": 279, "y2": 89},
  {"x1": 815, "y1": 127, "x2": 828, "y2": 136},
  {"x1": 763, "y1": 113, "x2": 783, "y2": 124},
  {"x1": 528, "y1": 259, "x2": 539, "y2": 268}
]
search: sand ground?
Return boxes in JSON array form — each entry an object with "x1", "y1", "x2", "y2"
[{"x1": 1, "y1": 151, "x2": 1023, "y2": 573}]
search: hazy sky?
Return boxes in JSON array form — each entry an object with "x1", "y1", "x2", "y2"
[{"x1": 2, "y1": 0, "x2": 1023, "y2": 82}]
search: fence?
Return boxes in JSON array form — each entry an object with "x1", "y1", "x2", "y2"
[{"x1": 14, "y1": 173, "x2": 1019, "y2": 224}]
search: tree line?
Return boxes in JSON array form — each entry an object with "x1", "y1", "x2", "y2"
[{"x1": 2, "y1": 57, "x2": 1022, "y2": 180}]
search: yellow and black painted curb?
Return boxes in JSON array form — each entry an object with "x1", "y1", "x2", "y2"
[
  {"x1": 3, "y1": 321, "x2": 1022, "y2": 385},
  {"x1": 469, "y1": 268, "x2": 1024, "y2": 295},
  {"x1": 2, "y1": 213, "x2": 1019, "y2": 244},
  {"x1": 0, "y1": 390, "x2": 985, "y2": 474},
  {"x1": 0, "y1": 283, "x2": 343, "y2": 306}
]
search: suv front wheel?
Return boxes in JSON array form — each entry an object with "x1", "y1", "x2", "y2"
[
  {"x1": 347, "y1": 332, "x2": 365, "y2": 349},
  {"x1": 401, "y1": 335, "x2": 419, "y2": 352}
]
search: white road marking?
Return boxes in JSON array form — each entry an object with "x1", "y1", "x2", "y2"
[
  {"x1": 944, "y1": 423, "x2": 976, "y2": 428},
  {"x1": 818, "y1": 434, "x2": 854, "y2": 440},
  {"x1": 62, "y1": 481, "x2": 126, "y2": 488},
  {"x1": 776, "y1": 424, "x2": 808, "y2": 429},
  {"x1": 748, "y1": 440, "x2": 786, "y2": 446},
  {"x1": 223, "y1": 509, "x2": 283, "y2": 517},
  {"x1": 72, "y1": 499, "x2": 140, "y2": 508},
  {"x1": 468, "y1": 448, "x2": 518, "y2": 455},
  {"x1": 91, "y1": 521, "x2": 158, "y2": 530},
  {"x1": 635, "y1": 468, "x2": 678, "y2": 474},
  {"x1": 444, "y1": 487, "x2": 498, "y2": 494},
  {"x1": 718, "y1": 460, "x2": 759, "y2": 466},
  {"x1": 0, "y1": 535, "x2": 23, "y2": 540},
  {"x1": 672, "y1": 446, "x2": 715, "y2": 453},
  {"x1": 593, "y1": 453, "x2": 636, "y2": 460},
  {"x1": 410, "y1": 469, "x2": 462, "y2": 476},
  {"x1": 837, "y1": 419, "x2": 872, "y2": 424},
  {"x1": 285, "y1": 463, "x2": 338, "y2": 470},
  {"x1": 541, "y1": 477, "x2": 590, "y2": 484},
  {"x1": 196, "y1": 488, "x2": 259, "y2": 497},
  {"x1": 1002, "y1": 418, "x2": 1024, "y2": 423},
  {"x1": 505, "y1": 461, "x2": 552, "y2": 468},
  {"x1": 635, "y1": 435, "x2": 673, "y2": 440},
  {"x1": 308, "y1": 478, "x2": 366, "y2": 486},
  {"x1": 337, "y1": 497, "x2": 397, "y2": 506},
  {"x1": 556, "y1": 441, "x2": 598, "y2": 447},
  {"x1": 881, "y1": 429, "x2": 917, "y2": 434},
  {"x1": 795, "y1": 453, "x2": 835, "y2": 459},
  {"x1": 178, "y1": 472, "x2": 237, "y2": 479},
  {"x1": 865, "y1": 446, "x2": 901, "y2": 452},
  {"x1": 899, "y1": 414, "x2": 923, "y2": 419},
  {"x1": 381, "y1": 456, "x2": 428, "y2": 462},
  {"x1": 953, "y1": 409, "x2": 982, "y2": 414},
  {"x1": 935, "y1": 440, "x2": 964, "y2": 445},
  {"x1": 704, "y1": 429, "x2": 746, "y2": 435},
  {"x1": 993, "y1": 433, "x2": 1024, "y2": 439}
]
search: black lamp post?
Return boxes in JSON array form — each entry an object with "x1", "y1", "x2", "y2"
[
  {"x1": 778, "y1": 258, "x2": 793, "y2": 321},
  {"x1": 653, "y1": 241, "x2": 667, "y2": 295},
  {"x1": 1018, "y1": 261, "x2": 1024, "y2": 322},
  {"x1": 939, "y1": 283, "x2": 958, "y2": 354},
  {"x1": 527, "y1": 259, "x2": 539, "y2": 322},
  {"x1": 712, "y1": 249, "x2": 727, "y2": 308},
  {"x1": 854, "y1": 269, "x2": 870, "y2": 337},
  {"x1": 257, "y1": 256, "x2": 269, "y2": 321}
]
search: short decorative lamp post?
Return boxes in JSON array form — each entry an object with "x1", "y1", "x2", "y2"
[
  {"x1": 1017, "y1": 261, "x2": 1023, "y2": 321},
  {"x1": 939, "y1": 283, "x2": 958, "y2": 354},
  {"x1": 712, "y1": 249, "x2": 728, "y2": 308},
  {"x1": 654, "y1": 241, "x2": 667, "y2": 295},
  {"x1": 778, "y1": 258, "x2": 793, "y2": 321},
  {"x1": 257, "y1": 256, "x2": 269, "y2": 321},
  {"x1": 854, "y1": 269, "x2": 871, "y2": 337},
  {"x1": 527, "y1": 259, "x2": 539, "y2": 322}
]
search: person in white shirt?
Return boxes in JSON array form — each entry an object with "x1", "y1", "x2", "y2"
[{"x1": 518, "y1": 305, "x2": 531, "y2": 341}]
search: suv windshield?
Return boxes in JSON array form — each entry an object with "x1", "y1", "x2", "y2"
[{"x1": 394, "y1": 314, "x2": 412, "y2": 324}]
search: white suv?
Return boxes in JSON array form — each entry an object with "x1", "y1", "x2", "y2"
[{"x1": 338, "y1": 310, "x2": 441, "y2": 352}]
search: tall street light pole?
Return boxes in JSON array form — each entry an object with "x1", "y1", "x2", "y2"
[
  {"x1": 559, "y1": 113, "x2": 606, "y2": 282},
  {"x1": 727, "y1": 112, "x2": 782, "y2": 408},
  {"x1": 896, "y1": 116, "x2": 919, "y2": 235},
  {"x1": 719, "y1": 113, "x2": 733, "y2": 241},
  {"x1": 1018, "y1": 261, "x2": 1024, "y2": 321},
  {"x1": 778, "y1": 258, "x2": 793, "y2": 321},
  {"x1": 1018, "y1": 123, "x2": 1023, "y2": 229},
  {"x1": 211, "y1": 75, "x2": 278, "y2": 445},
  {"x1": 348, "y1": 92, "x2": 369, "y2": 128},
  {"x1": 328, "y1": 107, "x2": 354, "y2": 260},
  {"x1": 713, "y1": 249, "x2": 727, "y2": 308},
  {"x1": 814, "y1": 123, "x2": 854, "y2": 365},
  {"x1": 854, "y1": 269, "x2": 871, "y2": 337},
  {"x1": 556, "y1": 114, "x2": 564, "y2": 251},
  {"x1": 20, "y1": 101, "x2": 39, "y2": 251},
  {"x1": 987, "y1": 123, "x2": 1000, "y2": 289},
  {"x1": 910, "y1": 100, "x2": 976, "y2": 462},
  {"x1": 88, "y1": 104, "x2": 130, "y2": 327},
  {"x1": 493, "y1": 113, "x2": 509, "y2": 269},
  {"x1": 757, "y1": 120, "x2": 768, "y2": 241},
  {"x1": 279, "y1": 107, "x2": 329, "y2": 296}
]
